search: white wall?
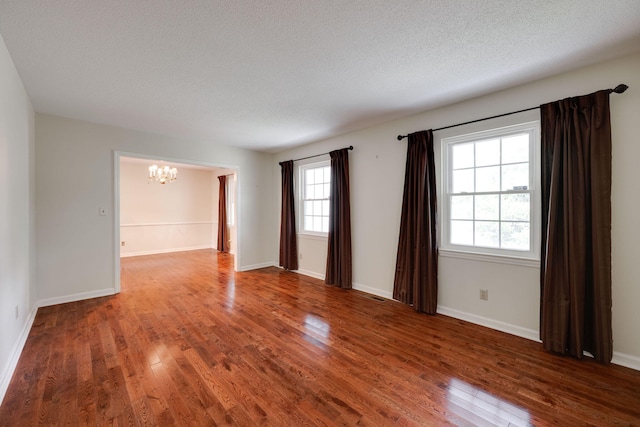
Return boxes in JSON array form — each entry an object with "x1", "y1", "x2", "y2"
[
  {"x1": 35, "y1": 115, "x2": 275, "y2": 306},
  {"x1": 120, "y1": 160, "x2": 216, "y2": 256},
  {"x1": 273, "y1": 53, "x2": 640, "y2": 369},
  {"x1": 0, "y1": 35, "x2": 35, "y2": 404}
]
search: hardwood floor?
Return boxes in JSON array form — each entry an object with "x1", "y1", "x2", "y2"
[{"x1": 1, "y1": 249, "x2": 639, "y2": 426}]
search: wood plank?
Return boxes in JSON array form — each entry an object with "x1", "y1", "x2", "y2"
[{"x1": 1, "y1": 249, "x2": 639, "y2": 425}]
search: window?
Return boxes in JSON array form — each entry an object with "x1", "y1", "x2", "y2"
[
  {"x1": 226, "y1": 175, "x2": 235, "y2": 226},
  {"x1": 300, "y1": 161, "x2": 330, "y2": 235},
  {"x1": 442, "y1": 121, "x2": 540, "y2": 259}
]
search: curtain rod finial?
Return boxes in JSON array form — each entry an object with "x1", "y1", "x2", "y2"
[
  {"x1": 397, "y1": 135, "x2": 406, "y2": 141},
  {"x1": 348, "y1": 145, "x2": 353, "y2": 150},
  {"x1": 612, "y1": 84, "x2": 628, "y2": 94}
]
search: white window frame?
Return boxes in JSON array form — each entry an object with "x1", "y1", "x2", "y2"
[
  {"x1": 299, "y1": 160, "x2": 331, "y2": 237},
  {"x1": 440, "y1": 120, "x2": 541, "y2": 263}
]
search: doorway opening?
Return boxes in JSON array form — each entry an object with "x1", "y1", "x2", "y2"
[{"x1": 113, "y1": 151, "x2": 240, "y2": 293}]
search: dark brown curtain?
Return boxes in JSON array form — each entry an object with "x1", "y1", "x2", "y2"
[
  {"x1": 325, "y1": 148, "x2": 352, "y2": 289},
  {"x1": 217, "y1": 175, "x2": 228, "y2": 253},
  {"x1": 279, "y1": 160, "x2": 298, "y2": 270},
  {"x1": 393, "y1": 130, "x2": 438, "y2": 314},
  {"x1": 540, "y1": 90, "x2": 613, "y2": 364}
]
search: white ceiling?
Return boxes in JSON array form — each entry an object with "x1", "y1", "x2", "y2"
[{"x1": 1, "y1": 1, "x2": 639, "y2": 153}]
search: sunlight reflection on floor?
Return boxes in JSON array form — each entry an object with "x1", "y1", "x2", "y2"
[
  {"x1": 225, "y1": 280, "x2": 235, "y2": 311},
  {"x1": 447, "y1": 378, "x2": 531, "y2": 426},
  {"x1": 302, "y1": 314, "x2": 331, "y2": 347}
]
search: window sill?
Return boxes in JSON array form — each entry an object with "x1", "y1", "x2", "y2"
[
  {"x1": 438, "y1": 248, "x2": 539, "y2": 268},
  {"x1": 297, "y1": 232, "x2": 328, "y2": 241}
]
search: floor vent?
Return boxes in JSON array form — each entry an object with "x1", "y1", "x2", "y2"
[{"x1": 368, "y1": 295, "x2": 386, "y2": 302}]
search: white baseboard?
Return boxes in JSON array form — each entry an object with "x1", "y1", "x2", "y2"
[
  {"x1": 612, "y1": 351, "x2": 640, "y2": 371},
  {"x1": 437, "y1": 305, "x2": 541, "y2": 342},
  {"x1": 0, "y1": 305, "x2": 38, "y2": 406},
  {"x1": 120, "y1": 245, "x2": 213, "y2": 257},
  {"x1": 295, "y1": 268, "x2": 325, "y2": 281},
  {"x1": 352, "y1": 282, "x2": 393, "y2": 300},
  {"x1": 36, "y1": 288, "x2": 116, "y2": 308},
  {"x1": 294, "y1": 270, "x2": 395, "y2": 301},
  {"x1": 239, "y1": 261, "x2": 275, "y2": 272},
  {"x1": 436, "y1": 306, "x2": 639, "y2": 371}
]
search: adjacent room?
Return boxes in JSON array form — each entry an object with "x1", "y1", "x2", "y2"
[
  {"x1": 1, "y1": 1, "x2": 640, "y2": 425},
  {"x1": 118, "y1": 156, "x2": 237, "y2": 259}
]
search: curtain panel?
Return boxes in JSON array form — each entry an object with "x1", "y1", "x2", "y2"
[
  {"x1": 325, "y1": 148, "x2": 352, "y2": 289},
  {"x1": 217, "y1": 175, "x2": 228, "y2": 253},
  {"x1": 393, "y1": 130, "x2": 438, "y2": 314},
  {"x1": 540, "y1": 90, "x2": 613, "y2": 364},
  {"x1": 279, "y1": 160, "x2": 298, "y2": 270}
]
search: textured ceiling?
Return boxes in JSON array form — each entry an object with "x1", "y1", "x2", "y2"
[{"x1": 1, "y1": 1, "x2": 640, "y2": 152}]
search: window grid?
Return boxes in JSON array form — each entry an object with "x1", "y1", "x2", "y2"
[
  {"x1": 447, "y1": 129, "x2": 534, "y2": 253},
  {"x1": 301, "y1": 164, "x2": 331, "y2": 234}
]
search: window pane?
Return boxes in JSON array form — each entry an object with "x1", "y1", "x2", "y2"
[
  {"x1": 451, "y1": 195, "x2": 473, "y2": 220},
  {"x1": 452, "y1": 169, "x2": 474, "y2": 193},
  {"x1": 475, "y1": 195, "x2": 499, "y2": 220},
  {"x1": 302, "y1": 164, "x2": 330, "y2": 234},
  {"x1": 445, "y1": 124, "x2": 535, "y2": 255},
  {"x1": 451, "y1": 220, "x2": 473, "y2": 245},
  {"x1": 502, "y1": 134, "x2": 529, "y2": 164},
  {"x1": 502, "y1": 163, "x2": 529, "y2": 191},
  {"x1": 501, "y1": 222, "x2": 530, "y2": 250},
  {"x1": 476, "y1": 166, "x2": 500, "y2": 192},
  {"x1": 452, "y1": 143, "x2": 474, "y2": 169},
  {"x1": 227, "y1": 203, "x2": 234, "y2": 225},
  {"x1": 475, "y1": 221, "x2": 499, "y2": 247},
  {"x1": 502, "y1": 193, "x2": 530, "y2": 221},
  {"x1": 476, "y1": 139, "x2": 500, "y2": 167},
  {"x1": 322, "y1": 200, "x2": 329, "y2": 216},
  {"x1": 306, "y1": 169, "x2": 315, "y2": 185}
]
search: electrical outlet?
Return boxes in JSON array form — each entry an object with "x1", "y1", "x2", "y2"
[
  {"x1": 15, "y1": 305, "x2": 19, "y2": 319},
  {"x1": 299, "y1": 253, "x2": 303, "y2": 259},
  {"x1": 121, "y1": 241, "x2": 125, "y2": 246},
  {"x1": 480, "y1": 289, "x2": 489, "y2": 301}
]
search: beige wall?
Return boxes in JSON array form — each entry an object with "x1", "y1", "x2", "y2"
[
  {"x1": 120, "y1": 159, "x2": 216, "y2": 256},
  {"x1": 273, "y1": 52, "x2": 640, "y2": 369},
  {"x1": 35, "y1": 115, "x2": 275, "y2": 305},
  {"x1": 0, "y1": 34, "x2": 35, "y2": 404}
]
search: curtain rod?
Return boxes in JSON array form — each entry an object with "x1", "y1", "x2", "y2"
[
  {"x1": 396, "y1": 83, "x2": 629, "y2": 141},
  {"x1": 279, "y1": 145, "x2": 353, "y2": 165}
]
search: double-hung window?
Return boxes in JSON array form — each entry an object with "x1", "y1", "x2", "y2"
[
  {"x1": 442, "y1": 121, "x2": 540, "y2": 260},
  {"x1": 300, "y1": 161, "x2": 330, "y2": 235}
]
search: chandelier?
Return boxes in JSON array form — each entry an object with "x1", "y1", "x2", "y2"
[{"x1": 148, "y1": 164, "x2": 178, "y2": 184}]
